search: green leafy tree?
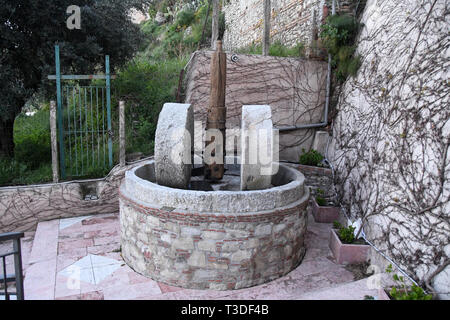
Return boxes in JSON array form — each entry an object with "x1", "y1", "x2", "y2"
[{"x1": 0, "y1": 0, "x2": 149, "y2": 156}]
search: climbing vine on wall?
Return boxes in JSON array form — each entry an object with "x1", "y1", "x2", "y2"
[{"x1": 330, "y1": 0, "x2": 449, "y2": 296}]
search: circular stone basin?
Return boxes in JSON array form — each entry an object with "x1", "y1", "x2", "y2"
[{"x1": 119, "y1": 160, "x2": 309, "y2": 290}]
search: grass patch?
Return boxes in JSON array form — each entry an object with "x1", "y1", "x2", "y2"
[{"x1": 236, "y1": 40, "x2": 305, "y2": 58}]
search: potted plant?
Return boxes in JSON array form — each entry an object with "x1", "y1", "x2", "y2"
[
  {"x1": 329, "y1": 221, "x2": 370, "y2": 264},
  {"x1": 299, "y1": 148, "x2": 324, "y2": 167},
  {"x1": 378, "y1": 264, "x2": 433, "y2": 300},
  {"x1": 311, "y1": 189, "x2": 340, "y2": 223}
]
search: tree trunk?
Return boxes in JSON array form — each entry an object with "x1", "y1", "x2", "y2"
[{"x1": 0, "y1": 119, "x2": 15, "y2": 158}]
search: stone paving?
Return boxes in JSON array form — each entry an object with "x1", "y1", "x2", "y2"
[{"x1": 14, "y1": 206, "x2": 383, "y2": 300}]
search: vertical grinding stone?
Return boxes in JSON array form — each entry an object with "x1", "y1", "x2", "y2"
[
  {"x1": 240, "y1": 105, "x2": 274, "y2": 191},
  {"x1": 155, "y1": 103, "x2": 193, "y2": 189}
]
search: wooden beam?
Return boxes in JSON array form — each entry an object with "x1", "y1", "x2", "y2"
[
  {"x1": 205, "y1": 40, "x2": 227, "y2": 181},
  {"x1": 50, "y1": 101, "x2": 59, "y2": 183}
]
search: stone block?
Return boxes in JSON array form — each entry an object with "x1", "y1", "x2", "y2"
[
  {"x1": 231, "y1": 250, "x2": 252, "y2": 262},
  {"x1": 188, "y1": 251, "x2": 206, "y2": 267},
  {"x1": 240, "y1": 105, "x2": 275, "y2": 190},
  {"x1": 155, "y1": 103, "x2": 193, "y2": 189},
  {"x1": 173, "y1": 238, "x2": 194, "y2": 250},
  {"x1": 197, "y1": 240, "x2": 217, "y2": 252},
  {"x1": 312, "y1": 130, "x2": 330, "y2": 156},
  {"x1": 255, "y1": 224, "x2": 272, "y2": 236}
]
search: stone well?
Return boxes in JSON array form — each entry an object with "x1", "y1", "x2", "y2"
[{"x1": 119, "y1": 160, "x2": 309, "y2": 290}]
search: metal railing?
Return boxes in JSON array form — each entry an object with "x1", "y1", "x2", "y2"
[{"x1": 0, "y1": 232, "x2": 24, "y2": 300}]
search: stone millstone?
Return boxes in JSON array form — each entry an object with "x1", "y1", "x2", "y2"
[
  {"x1": 240, "y1": 105, "x2": 274, "y2": 191},
  {"x1": 155, "y1": 103, "x2": 193, "y2": 189}
]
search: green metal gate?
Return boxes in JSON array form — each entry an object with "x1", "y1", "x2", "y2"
[{"x1": 49, "y1": 45, "x2": 113, "y2": 179}]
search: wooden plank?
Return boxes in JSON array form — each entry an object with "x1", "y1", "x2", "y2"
[{"x1": 50, "y1": 101, "x2": 59, "y2": 183}]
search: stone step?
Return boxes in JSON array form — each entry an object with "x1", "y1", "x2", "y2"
[{"x1": 295, "y1": 277, "x2": 383, "y2": 300}]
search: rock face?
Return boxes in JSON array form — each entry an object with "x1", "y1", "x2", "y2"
[
  {"x1": 155, "y1": 103, "x2": 194, "y2": 189},
  {"x1": 329, "y1": 0, "x2": 449, "y2": 299},
  {"x1": 240, "y1": 105, "x2": 275, "y2": 191}
]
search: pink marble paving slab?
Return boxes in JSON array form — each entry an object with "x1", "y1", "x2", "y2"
[
  {"x1": 24, "y1": 258, "x2": 57, "y2": 300},
  {"x1": 102, "y1": 280, "x2": 162, "y2": 300},
  {"x1": 79, "y1": 263, "x2": 128, "y2": 294},
  {"x1": 58, "y1": 246, "x2": 88, "y2": 258},
  {"x1": 80, "y1": 290, "x2": 104, "y2": 300},
  {"x1": 56, "y1": 254, "x2": 86, "y2": 273},
  {"x1": 28, "y1": 220, "x2": 59, "y2": 264},
  {"x1": 93, "y1": 235, "x2": 120, "y2": 246},
  {"x1": 87, "y1": 243, "x2": 120, "y2": 255},
  {"x1": 54, "y1": 274, "x2": 81, "y2": 299},
  {"x1": 55, "y1": 293, "x2": 82, "y2": 300},
  {"x1": 58, "y1": 238, "x2": 94, "y2": 250},
  {"x1": 157, "y1": 282, "x2": 185, "y2": 293},
  {"x1": 24, "y1": 205, "x2": 369, "y2": 300},
  {"x1": 82, "y1": 215, "x2": 118, "y2": 225}
]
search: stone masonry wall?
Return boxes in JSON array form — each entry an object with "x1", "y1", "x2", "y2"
[
  {"x1": 223, "y1": 0, "x2": 327, "y2": 51},
  {"x1": 119, "y1": 191, "x2": 308, "y2": 290}
]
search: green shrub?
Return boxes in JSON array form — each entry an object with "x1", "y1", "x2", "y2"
[
  {"x1": 338, "y1": 225, "x2": 356, "y2": 244},
  {"x1": 385, "y1": 264, "x2": 433, "y2": 300},
  {"x1": 333, "y1": 221, "x2": 342, "y2": 229},
  {"x1": 299, "y1": 148, "x2": 324, "y2": 166},
  {"x1": 0, "y1": 157, "x2": 52, "y2": 186},
  {"x1": 0, "y1": 158, "x2": 27, "y2": 185},
  {"x1": 113, "y1": 56, "x2": 187, "y2": 156},
  {"x1": 13, "y1": 108, "x2": 51, "y2": 169},
  {"x1": 269, "y1": 41, "x2": 305, "y2": 58},
  {"x1": 320, "y1": 14, "x2": 362, "y2": 81},
  {"x1": 315, "y1": 196, "x2": 327, "y2": 206},
  {"x1": 175, "y1": 9, "x2": 196, "y2": 29},
  {"x1": 333, "y1": 221, "x2": 356, "y2": 244},
  {"x1": 236, "y1": 41, "x2": 305, "y2": 58}
]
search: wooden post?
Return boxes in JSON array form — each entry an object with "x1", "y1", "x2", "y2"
[
  {"x1": 211, "y1": 0, "x2": 220, "y2": 50},
  {"x1": 50, "y1": 101, "x2": 59, "y2": 183},
  {"x1": 263, "y1": 0, "x2": 271, "y2": 56},
  {"x1": 205, "y1": 40, "x2": 226, "y2": 181},
  {"x1": 119, "y1": 101, "x2": 126, "y2": 167}
]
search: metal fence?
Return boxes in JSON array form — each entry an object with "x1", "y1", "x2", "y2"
[
  {"x1": 49, "y1": 45, "x2": 114, "y2": 180},
  {"x1": 0, "y1": 232, "x2": 24, "y2": 300},
  {"x1": 60, "y1": 85, "x2": 112, "y2": 178}
]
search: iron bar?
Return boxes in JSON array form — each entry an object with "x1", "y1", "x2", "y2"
[
  {"x1": 79, "y1": 88, "x2": 83, "y2": 175},
  {"x1": 73, "y1": 87, "x2": 78, "y2": 176},
  {"x1": 106, "y1": 55, "x2": 113, "y2": 168},
  {"x1": 2, "y1": 256, "x2": 8, "y2": 300},
  {"x1": 55, "y1": 45, "x2": 66, "y2": 179}
]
